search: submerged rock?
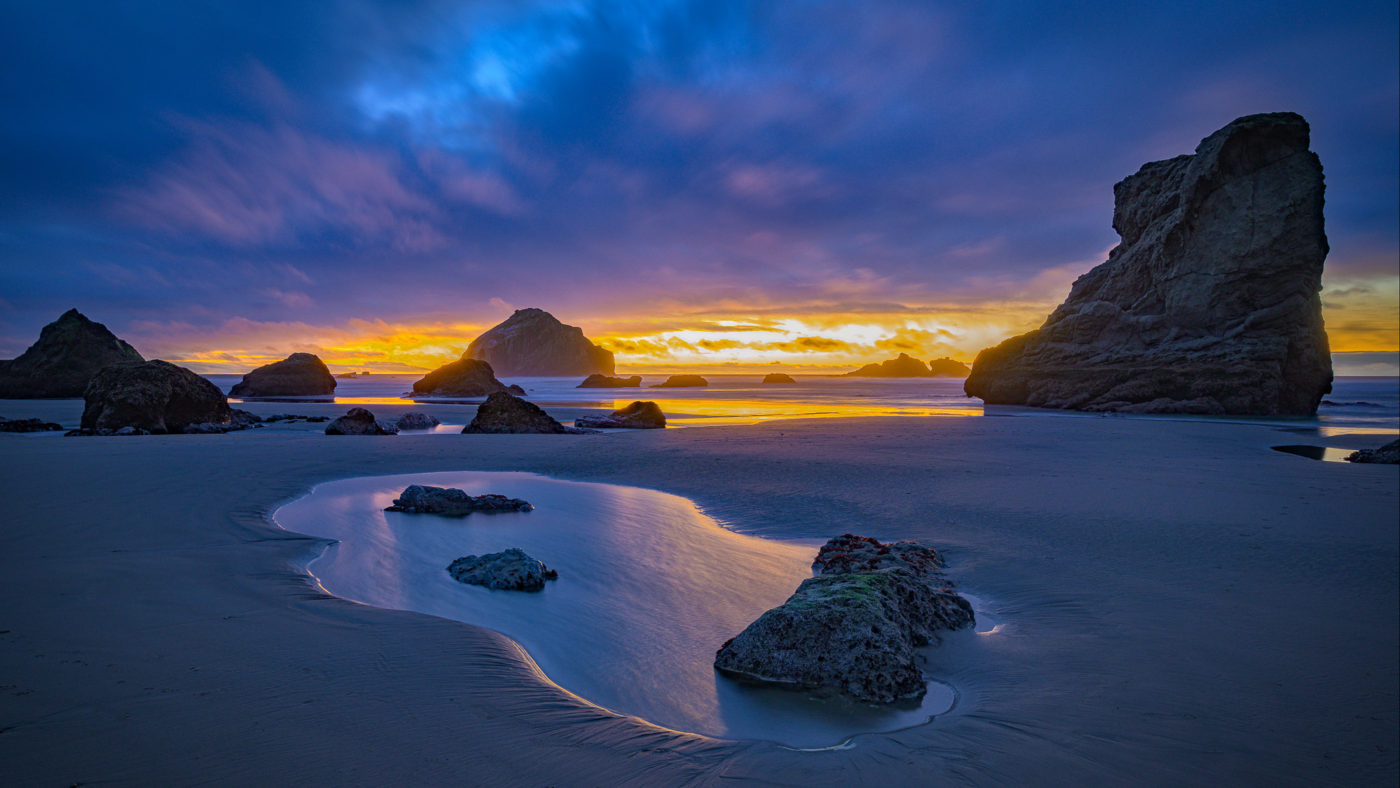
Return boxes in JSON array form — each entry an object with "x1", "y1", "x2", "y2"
[
  {"x1": 394, "y1": 411, "x2": 440, "y2": 430},
  {"x1": 651, "y1": 374, "x2": 708, "y2": 388},
  {"x1": 0, "y1": 309, "x2": 144, "y2": 398},
  {"x1": 466, "y1": 308, "x2": 614, "y2": 377},
  {"x1": 0, "y1": 417, "x2": 63, "y2": 432},
  {"x1": 714, "y1": 534, "x2": 973, "y2": 704},
  {"x1": 447, "y1": 548, "x2": 558, "y2": 591},
  {"x1": 80, "y1": 360, "x2": 231, "y2": 434},
  {"x1": 927, "y1": 358, "x2": 971, "y2": 378},
  {"x1": 229, "y1": 353, "x2": 336, "y2": 398},
  {"x1": 325, "y1": 407, "x2": 397, "y2": 435},
  {"x1": 463, "y1": 391, "x2": 578, "y2": 434},
  {"x1": 411, "y1": 358, "x2": 512, "y2": 398},
  {"x1": 762, "y1": 373, "x2": 797, "y2": 384},
  {"x1": 965, "y1": 113, "x2": 1333, "y2": 415},
  {"x1": 577, "y1": 374, "x2": 643, "y2": 388},
  {"x1": 1346, "y1": 439, "x2": 1399, "y2": 464},
  {"x1": 844, "y1": 353, "x2": 932, "y2": 378},
  {"x1": 386, "y1": 484, "x2": 534, "y2": 515},
  {"x1": 574, "y1": 401, "x2": 666, "y2": 429}
]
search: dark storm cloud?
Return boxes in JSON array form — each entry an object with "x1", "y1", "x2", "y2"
[{"x1": 0, "y1": 0, "x2": 1395, "y2": 354}]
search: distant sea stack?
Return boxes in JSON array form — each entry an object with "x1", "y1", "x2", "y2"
[
  {"x1": 229, "y1": 353, "x2": 335, "y2": 398},
  {"x1": 577, "y1": 374, "x2": 642, "y2": 388},
  {"x1": 965, "y1": 113, "x2": 1332, "y2": 415},
  {"x1": 466, "y1": 308, "x2": 614, "y2": 377},
  {"x1": 844, "y1": 353, "x2": 932, "y2": 377},
  {"x1": 927, "y1": 358, "x2": 971, "y2": 378},
  {"x1": 0, "y1": 309, "x2": 143, "y2": 398},
  {"x1": 412, "y1": 359, "x2": 512, "y2": 398},
  {"x1": 762, "y1": 373, "x2": 797, "y2": 384}
]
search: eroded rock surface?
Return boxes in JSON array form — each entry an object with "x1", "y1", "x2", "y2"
[
  {"x1": 229, "y1": 353, "x2": 336, "y2": 398},
  {"x1": 577, "y1": 374, "x2": 642, "y2": 388},
  {"x1": 447, "y1": 548, "x2": 557, "y2": 591},
  {"x1": 80, "y1": 360, "x2": 231, "y2": 434},
  {"x1": 463, "y1": 391, "x2": 577, "y2": 434},
  {"x1": 574, "y1": 400, "x2": 666, "y2": 429},
  {"x1": 386, "y1": 484, "x2": 534, "y2": 515},
  {"x1": 325, "y1": 407, "x2": 397, "y2": 435},
  {"x1": 965, "y1": 113, "x2": 1332, "y2": 415},
  {"x1": 1347, "y1": 439, "x2": 1399, "y2": 465},
  {"x1": 394, "y1": 412, "x2": 440, "y2": 430},
  {"x1": 0, "y1": 309, "x2": 143, "y2": 398},
  {"x1": 466, "y1": 308, "x2": 614, "y2": 376}
]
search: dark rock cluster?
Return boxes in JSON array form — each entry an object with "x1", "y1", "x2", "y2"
[{"x1": 386, "y1": 484, "x2": 534, "y2": 515}]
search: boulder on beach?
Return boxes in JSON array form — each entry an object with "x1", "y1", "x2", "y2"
[
  {"x1": 0, "y1": 417, "x2": 64, "y2": 432},
  {"x1": 411, "y1": 359, "x2": 512, "y2": 398},
  {"x1": 228, "y1": 353, "x2": 336, "y2": 398},
  {"x1": 577, "y1": 374, "x2": 643, "y2": 388},
  {"x1": 1347, "y1": 439, "x2": 1399, "y2": 465},
  {"x1": 394, "y1": 411, "x2": 440, "y2": 430},
  {"x1": 762, "y1": 373, "x2": 797, "y2": 384},
  {"x1": 386, "y1": 484, "x2": 533, "y2": 515},
  {"x1": 651, "y1": 374, "x2": 708, "y2": 388},
  {"x1": 575, "y1": 400, "x2": 666, "y2": 429},
  {"x1": 325, "y1": 407, "x2": 397, "y2": 435},
  {"x1": 928, "y1": 358, "x2": 971, "y2": 378},
  {"x1": 466, "y1": 308, "x2": 614, "y2": 377},
  {"x1": 964, "y1": 113, "x2": 1333, "y2": 415},
  {"x1": 0, "y1": 309, "x2": 144, "y2": 398},
  {"x1": 463, "y1": 391, "x2": 575, "y2": 434},
  {"x1": 79, "y1": 360, "x2": 232, "y2": 434},
  {"x1": 844, "y1": 353, "x2": 932, "y2": 378},
  {"x1": 714, "y1": 534, "x2": 973, "y2": 704},
  {"x1": 447, "y1": 548, "x2": 558, "y2": 591}
]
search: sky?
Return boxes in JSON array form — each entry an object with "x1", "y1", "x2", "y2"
[{"x1": 1, "y1": 0, "x2": 1396, "y2": 374}]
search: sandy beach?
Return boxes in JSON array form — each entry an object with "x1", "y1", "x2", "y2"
[{"x1": 1, "y1": 401, "x2": 1395, "y2": 786}]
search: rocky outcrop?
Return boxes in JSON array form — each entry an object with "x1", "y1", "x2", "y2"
[
  {"x1": 0, "y1": 417, "x2": 63, "y2": 432},
  {"x1": 0, "y1": 309, "x2": 144, "y2": 398},
  {"x1": 411, "y1": 359, "x2": 512, "y2": 398},
  {"x1": 447, "y1": 548, "x2": 558, "y2": 591},
  {"x1": 386, "y1": 484, "x2": 534, "y2": 515},
  {"x1": 651, "y1": 374, "x2": 708, "y2": 388},
  {"x1": 965, "y1": 113, "x2": 1332, "y2": 415},
  {"x1": 1347, "y1": 439, "x2": 1399, "y2": 464},
  {"x1": 928, "y1": 358, "x2": 971, "y2": 378},
  {"x1": 229, "y1": 353, "x2": 336, "y2": 398},
  {"x1": 762, "y1": 373, "x2": 797, "y2": 384},
  {"x1": 575, "y1": 401, "x2": 666, "y2": 429},
  {"x1": 577, "y1": 374, "x2": 642, "y2": 388},
  {"x1": 466, "y1": 308, "x2": 614, "y2": 376},
  {"x1": 79, "y1": 360, "x2": 231, "y2": 434},
  {"x1": 394, "y1": 412, "x2": 440, "y2": 430},
  {"x1": 844, "y1": 353, "x2": 932, "y2": 377},
  {"x1": 714, "y1": 534, "x2": 973, "y2": 704},
  {"x1": 463, "y1": 391, "x2": 577, "y2": 434},
  {"x1": 325, "y1": 407, "x2": 398, "y2": 435}
]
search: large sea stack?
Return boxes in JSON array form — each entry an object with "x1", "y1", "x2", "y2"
[
  {"x1": 229, "y1": 353, "x2": 336, "y2": 398},
  {"x1": 964, "y1": 113, "x2": 1332, "y2": 415},
  {"x1": 81, "y1": 360, "x2": 231, "y2": 433},
  {"x1": 0, "y1": 309, "x2": 144, "y2": 398},
  {"x1": 466, "y1": 308, "x2": 614, "y2": 377}
]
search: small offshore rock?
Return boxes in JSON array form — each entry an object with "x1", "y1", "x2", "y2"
[
  {"x1": 463, "y1": 392, "x2": 572, "y2": 434},
  {"x1": 1347, "y1": 439, "x2": 1400, "y2": 464},
  {"x1": 412, "y1": 358, "x2": 512, "y2": 398},
  {"x1": 386, "y1": 484, "x2": 534, "y2": 515},
  {"x1": 325, "y1": 407, "x2": 397, "y2": 435},
  {"x1": 651, "y1": 374, "x2": 708, "y2": 388},
  {"x1": 927, "y1": 358, "x2": 971, "y2": 378},
  {"x1": 228, "y1": 353, "x2": 336, "y2": 398},
  {"x1": 395, "y1": 412, "x2": 441, "y2": 430},
  {"x1": 844, "y1": 353, "x2": 932, "y2": 377},
  {"x1": 762, "y1": 373, "x2": 797, "y2": 384},
  {"x1": 574, "y1": 401, "x2": 666, "y2": 429},
  {"x1": 447, "y1": 547, "x2": 558, "y2": 591},
  {"x1": 0, "y1": 417, "x2": 63, "y2": 432},
  {"x1": 578, "y1": 374, "x2": 643, "y2": 388},
  {"x1": 507, "y1": 384, "x2": 527, "y2": 395}
]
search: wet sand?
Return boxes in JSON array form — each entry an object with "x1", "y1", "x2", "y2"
[{"x1": 0, "y1": 404, "x2": 1396, "y2": 785}]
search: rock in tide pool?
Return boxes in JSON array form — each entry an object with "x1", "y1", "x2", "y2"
[
  {"x1": 577, "y1": 374, "x2": 643, "y2": 388},
  {"x1": 325, "y1": 407, "x2": 397, "y2": 435},
  {"x1": 965, "y1": 113, "x2": 1332, "y2": 415},
  {"x1": 762, "y1": 373, "x2": 797, "y2": 384},
  {"x1": 386, "y1": 484, "x2": 533, "y2": 515},
  {"x1": 714, "y1": 534, "x2": 973, "y2": 704},
  {"x1": 79, "y1": 360, "x2": 231, "y2": 434},
  {"x1": 927, "y1": 358, "x2": 971, "y2": 378},
  {"x1": 0, "y1": 309, "x2": 144, "y2": 398},
  {"x1": 844, "y1": 353, "x2": 933, "y2": 378},
  {"x1": 0, "y1": 417, "x2": 63, "y2": 432},
  {"x1": 463, "y1": 391, "x2": 581, "y2": 434},
  {"x1": 574, "y1": 401, "x2": 666, "y2": 429},
  {"x1": 1347, "y1": 439, "x2": 1399, "y2": 464},
  {"x1": 651, "y1": 374, "x2": 708, "y2": 388},
  {"x1": 394, "y1": 411, "x2": 440, "y2": 430},
  {"x1": 447, "y1": 548, "x2": 557, "y2": 591},
  {"x1": 229, "y1": 353, "x2": 336, "y2": 398},
  {"x1": 412, "y1": 358, "x2": 512, "y2": 398},
  {"x1": 466, "y1": 308, "x2": 614, "y2": 377}
]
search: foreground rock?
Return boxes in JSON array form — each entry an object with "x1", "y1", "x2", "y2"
[
  {"x1": 447, "y1": 548, "x2": 557, "y2": 591},
  {"x1": 577, "y1": 374, "x2": 642, "y2": 388},
  {"x1": 651, "y1": 374, "x2": 708, "y2": 388},
  {"x1": 325, "y1": 407, "x2": 398, "y2": 435},
  {"x1": 965, "y1": 113, "x2": 1332, "y2": 415},
  {"x1": 386, "y1": 484, "x2": 533, "y2": 515},
  {"x1": 927, "y1": 358, "x2": 971, "y2": 378},
  {"x1": 844, "y1": 353, "x2": 932, "y2": 377},
  {"x1": 79, "y1": 360, "x2": 231, "y2": 434},
  {"x1": 762, "y1": 373, "x2": 797, "y2": 384},
  {"x1": 411, "y1": 359, "x2": 512, "y2": 398},
  {"x1": 0, "y1": 309, "x2": 144, "y2": 398},
  {"x1": 1347, "y1": 439, "x2": 1399, "y2": 465},
  {"x1": 394, "y1": 412, "x2": 440, "y2": 430},
  {"x1": 0, "y1": 417, "x2": 63, "y2": 432},
  {"x1": 714, "y1": 534, "x2": 973, "y2": 704},
  {"x1": 463, "y1": 391, "x2": 584, "y2": 434},
  {"x1": 575, "y1": 401, "x2": 666, "y2": 429},
  {"x1": 229, "y1": 353, "x2": 336, "y2": 398},
  {"x1": 466, "y1": 308, "x2": 614, "y2": 376}
]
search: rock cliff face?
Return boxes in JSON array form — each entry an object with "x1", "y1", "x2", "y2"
[
  {"x1": 80, "y1": 360, "x2": 230, "y2": 433},
  {"x1": 965, "y1": 113, "x2": 1332, "y2": 415},
  {"x1": 229, "y1": 353, "x2": 335, "y2": 398},
  {"x1": 0, "y1": 309, "x2": 144, "y2": 398},
  {"x1": 466, "y1": 308, "x2": 614, "y2": 377}
]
